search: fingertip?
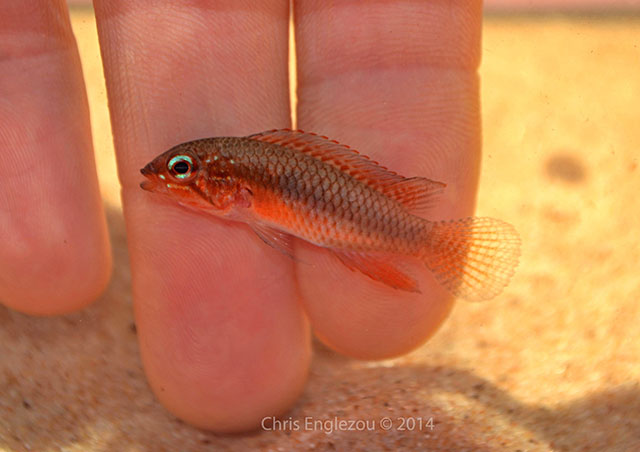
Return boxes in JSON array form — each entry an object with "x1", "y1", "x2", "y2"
[
  {"x1": 294, "y1": 0, "x2": 480, "y2": 360},
  {"x1": 136, "y1": 276, "x2": 312, "y2": 432},
  {"x1": 93, "y1": 0, "x2": 306, "y2": 430},
  {"x1": 127, "y1": 199, "x2": 311, "y2": 432},
  {"x1": 296, "y1": 242, "x2": 455, "y2": 360},
  {"x1": 146, "y1": 325, "x2": 311, "y2": 432},
  {"x1": 0, "y1": 219, "x2": 112, "y2": 316},
  {"x1": 0, "y1": 0, "x2": 113, "y2": 315}
]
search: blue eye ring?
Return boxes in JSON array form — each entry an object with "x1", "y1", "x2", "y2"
[{"x1": 168, "y1": 155, "x2": 195, "y2": 180}]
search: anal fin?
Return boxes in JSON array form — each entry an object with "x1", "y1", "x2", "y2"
[{"x1": 332, "y1": 250, "x2": 420, "y2": 293}]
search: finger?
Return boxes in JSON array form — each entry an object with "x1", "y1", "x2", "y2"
[
  {"x1": 93, "y1": 0, "x2": 310, "y2": 432},
  {"x1": 0, "y1": 0, "x2": 111, "y2": 315},
  {"x1": 294, "y1": 0, "x2": 482, "y2": 358}
]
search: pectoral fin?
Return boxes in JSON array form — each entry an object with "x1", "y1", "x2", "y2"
[{"x1": 249, "y1": 222, "x2": 296, "y2": 260}]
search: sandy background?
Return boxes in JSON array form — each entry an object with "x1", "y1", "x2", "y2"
[{"x1": 1, "y1": 9, "x2": 640, "y2": 452}]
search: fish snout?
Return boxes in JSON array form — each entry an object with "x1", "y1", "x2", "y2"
[
  {"x1": 140, "y1": 162, "x2": 158, "y2": 191},
  {"x1": 140, "y1": 162, "x2": 154, "y2": 177}
]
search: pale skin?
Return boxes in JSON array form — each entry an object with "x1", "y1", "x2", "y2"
[{"x1": 0, "y1": 0, "x2": 482, "y2": 432}]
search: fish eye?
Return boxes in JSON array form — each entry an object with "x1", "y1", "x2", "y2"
[
  {"x1": 168, "y1": 155, "x2": 195, "y2": 180},
  {"x1": 173, "y1": 161, "x2": 190, "y2": 174}
]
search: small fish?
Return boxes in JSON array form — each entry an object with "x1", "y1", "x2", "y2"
[{"x1": 140, "y1": 129, "x2": 520, "y2": 301}]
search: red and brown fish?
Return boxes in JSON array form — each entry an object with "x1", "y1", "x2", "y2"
[{"x1": 140, "y1": 129, "x2": 520, "y2": 301}]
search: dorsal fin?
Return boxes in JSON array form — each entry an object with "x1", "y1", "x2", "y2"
[
  {"x1": 383, "y1": 177, "x2": 447, "y2": 215},
  {"x1": 248, "y1": 129, "x2": 405, "y2": 187},
  {"x1": 247, "y1": 129, "x2": 446, "y2": 214}
]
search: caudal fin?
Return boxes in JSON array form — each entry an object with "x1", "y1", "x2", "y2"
[{"x1": 422, "y1": 217, "x2": 521, "y2": 301}]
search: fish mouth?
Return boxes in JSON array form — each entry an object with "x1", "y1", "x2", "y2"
[
  {"x1": 140, "y1": 164, "x2": 157, "y2": 191},
  {"x1": 140, "y1": 179, "x2": 157, "y2": 191}
]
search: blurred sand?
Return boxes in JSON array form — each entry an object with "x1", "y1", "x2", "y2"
[{"x1": 1, "y1": 10, "x2": 639, "y2": 452}]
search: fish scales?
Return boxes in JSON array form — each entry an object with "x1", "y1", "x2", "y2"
[{"x1": 212, "y1": 136, "x2": 426, "y2": 254}]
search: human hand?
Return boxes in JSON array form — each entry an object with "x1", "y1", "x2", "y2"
[{"x1": 0, "y1": 0, "x2": 482, "y2": 432}]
